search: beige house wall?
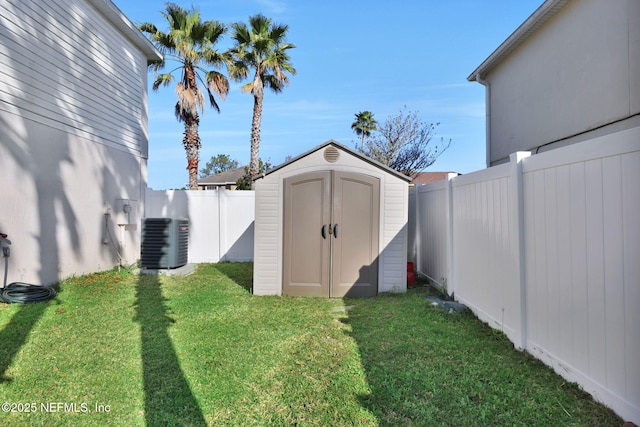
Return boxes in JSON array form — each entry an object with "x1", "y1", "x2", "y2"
[
  {"x1": 475, "y1": 0, "x2": 640, "y2": 166},
  {"x1": 0, "y1": 0, "x2": 160, "y2": 285}
]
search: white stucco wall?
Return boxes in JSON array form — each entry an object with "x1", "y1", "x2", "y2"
[
  {"x1": 253, "y1": 142, "x2": 409, "y2": 296},
  {"x1": 0, "y1": 0, "x2": 160, "y2": 285},
  {"x1": 483, "y1": 0, "x2": 640, "y2": 165}
]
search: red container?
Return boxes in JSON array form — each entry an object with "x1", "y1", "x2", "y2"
[{"x1": 407, "y1": 262, "x2": 416, "y2": 287}]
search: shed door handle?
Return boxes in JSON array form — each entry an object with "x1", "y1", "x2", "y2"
[
  {"x1": 333, "y1": 224, "x2": 338, "y2": 238},
  {"x1": 321, "y1": 224, "x2": 328, "y2": 239}
]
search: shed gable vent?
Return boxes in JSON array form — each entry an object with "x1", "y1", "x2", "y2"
[{"x1": 323, "y1": 146, "x2": 340, "y2": 163}]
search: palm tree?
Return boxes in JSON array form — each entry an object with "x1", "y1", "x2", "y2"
[
  {"x1": 351, "y1": 111, "x2": 378, "y2": 148},
  {"x1": 227, "y1": 14, "x2": 296, "y2": 177},
  {"x1": 139, "y1": 4, "x2": 229, "y2": 190}
]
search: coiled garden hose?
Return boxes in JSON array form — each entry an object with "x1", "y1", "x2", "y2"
[{"x1": 0, "y1": 282, "x2": 57, "y2": 304}]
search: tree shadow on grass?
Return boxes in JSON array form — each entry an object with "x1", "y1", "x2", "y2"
[
  {"x1": 342, "y1": 288, "x2": 441, "y2": 425},
  {"x1": 134, "y1": 273, "x2": 206, "y2": 426},
  {"x1": 0, "y1": 296, "x2": 55, "y2": 383}
]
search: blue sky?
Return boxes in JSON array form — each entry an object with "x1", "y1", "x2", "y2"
[{"x1": 114, "y1": 0, "x2": 542, "y2": 190}]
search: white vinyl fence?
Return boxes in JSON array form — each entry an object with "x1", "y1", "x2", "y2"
[
  {"x1": 145, "y1": 189, "x2": 255, "y2": 263},
  {"x1": 409, "y1": 127, "x2": 640, "y2": 424}
]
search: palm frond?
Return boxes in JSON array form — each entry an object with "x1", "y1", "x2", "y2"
[
  {"x1": 248, "y1": 14, "x2": 271, "y2": 36},
  {"x1": 148, "y1": 59, "x2": 164, "y2": 73},
  {"x1": 263, "y1": 74, "x2": 285, "y2": 93},
  {"x1": 175, "y1": 82, "x2": 205, "y2": 118},
  {"x1": 138, "y1": 22, "x2": 157, "y2": 34},
  {"x1": 155, "y1": 32, "x2": 176, "y2": 50},
  {"x1": 269, "y1": 24, "x2": 289, "y2": 43},
  {"x1": 200, "y1": 47, "x2": 227, "y2": 67},
  {"x1": 152, "y1": 74, "x2": 173, "y2": 91},
  {"x1": 230, "y1": 23, "x2": 251, "y2": 45},
  {"x1": 164, "y1": 3, "x2": 189, "y2": 31},
  {"x1": 227, "y1": 60, "x2": 249, "y2": 82},
  {"x1": 228, "y1": 13, "x2": 296, "y2": 89},
  {"x1": 205, "y1": 88, "x2": 220, "y2": 113},
  {"x1": 201, "y1": 20, "x2": 226, "y2": 44},
  {"x1": 205, "y1": 71, "x2": 229, "y2": 98},
  {"x1": 240, "y1": 82, "x2": 253, "y2": 94}
]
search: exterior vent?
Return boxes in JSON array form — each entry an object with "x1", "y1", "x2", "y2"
[
  {"x1": 141, "y1": 218, "x2": 189, "y2": 269},
  {"x1": 323, "y1": 146, "x2": 340, "y2": 163}
]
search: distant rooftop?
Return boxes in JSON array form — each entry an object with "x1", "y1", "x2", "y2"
[
  {"x1": 410, "y1": 172, "x2": 457, "y2": 185},
  {"x1": 198, "y1": 167, "x2": 246, "y2": 188}
]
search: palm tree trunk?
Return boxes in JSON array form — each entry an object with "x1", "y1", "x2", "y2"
[
  {"x1": 184, "y1": 116, "x2": 200, "y2": 190},
  {"x1": 183, "y1": 64, "x2": 201, "y2": 190},
  {"x1": 249, "y1": 93, "x2": 263, "y2": 177}
]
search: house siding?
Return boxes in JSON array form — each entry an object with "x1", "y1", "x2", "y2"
[
  {"x1": 1, "y1": 0, "x2": 158, "y2": 285},
  {"x1": 1, "y1": 0, "x2": 148, "y2": 155},
  {"x1": 480, "y1": 0, "x2": 640, "y2": 165}
]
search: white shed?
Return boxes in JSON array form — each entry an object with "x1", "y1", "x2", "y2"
[{"x1": 253, "y1": 140, "x2": 411, "y2": 297}]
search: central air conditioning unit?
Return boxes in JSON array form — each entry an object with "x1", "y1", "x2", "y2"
[{"x1": 141, "y1": 218, "x2": 189, "y2": 269}]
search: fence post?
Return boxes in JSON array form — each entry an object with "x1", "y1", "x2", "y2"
[
  {"x1": 445, "y1": 173, "x2": 457, "y2": 296},
  {"x1": 218, "y1": 189, "x2": 225, "y2": 262},
  {"x1": 510, "y1": 151, "x2": 531, "y2": 350},
  {"x1": 414, "y1": 187, "x2": 422, "y2": 274}
]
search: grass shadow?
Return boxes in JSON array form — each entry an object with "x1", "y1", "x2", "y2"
[
  {"x1": 213, "y1": 262, "x2": 253, "y2": 293},
  {"x1": 343, "y1": 283, "x2": 458, "y2": 425},
  {"x1": 134, "y1": 273, "x2": 207, "y2": 426},
  {"x1": 344, "y1": 281, "x2": 624, "y2": 426},
  {"x1": 0, "y1": 300, "x2": 52, "y2": 383}
]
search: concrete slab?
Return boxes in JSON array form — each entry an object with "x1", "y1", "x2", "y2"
[{"x1": 138, "y1": 263, "x2": 196, "y2": 277}]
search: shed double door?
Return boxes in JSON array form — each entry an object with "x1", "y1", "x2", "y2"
[{"x1": 283, "y1": 171, "x2": 380, "y2": 297}]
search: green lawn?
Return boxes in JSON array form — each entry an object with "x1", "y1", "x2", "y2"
[{"x1": 0, "y1": 263, "x2": 623, "y2": 426}]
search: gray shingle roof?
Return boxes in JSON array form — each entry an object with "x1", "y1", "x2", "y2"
[{"x1": 198, "y1": 167, "x2": 246, "y2": 185}]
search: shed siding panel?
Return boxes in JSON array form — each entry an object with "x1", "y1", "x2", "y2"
[
  {"x1": 380, "y1": 180, "x2": 408, "y2": 292},
  {"x1": 253, "y1": 181, "x2": 280, "y2": 294}
]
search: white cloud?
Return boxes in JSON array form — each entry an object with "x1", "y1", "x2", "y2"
[{"x1": 254, "y1": 0, "x2": 287, "y2": 14}]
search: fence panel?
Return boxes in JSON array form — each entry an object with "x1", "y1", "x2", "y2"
[
  {"x1": 521, "y1": 129, "x2": 640, "y2": 421},
  {"x1": 411, "y1": 127, "x2": 640, "y2": 423},
  {"x1": 407, "y1": 190, "x2": 418, "y2": 264},
  {"x1": 145, "y1": 189, "x2": 255, "y2": 263},
  {"x1": 412, "y1": 180, "x2": 449, "y2": 290},
  {"x1": 450, "y1": 165, "x2": 521, "y2": 343},
  {"x1": 218, "y1": 190, "x2": 255, "y2": 262}
]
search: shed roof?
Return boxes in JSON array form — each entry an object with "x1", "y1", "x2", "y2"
[
  {"x1": 254, "y1": 140, "x2": 412, "y2": 182},
  {"x1": 467, "y1": 0, "x2": 569, "y2": 82},
  {"x1": 88, "y1": 0, "x2": 162, "y2": 63}
]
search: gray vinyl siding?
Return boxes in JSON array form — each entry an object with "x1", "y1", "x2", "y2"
[
  {"x1": 0, "y1": 0, "x2": 158, "y2": 286},
  {"x1": 0, "y1": 0, "x2": 148, "y2": 155},
  {"x1": 478, "y1": 0, "x2": 639, "y2": 166}
]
